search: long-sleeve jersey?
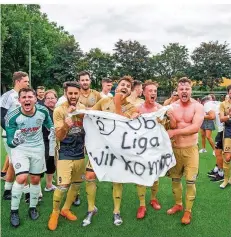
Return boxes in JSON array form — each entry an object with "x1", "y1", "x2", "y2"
[{"x1": 5, "y1": 104, "x2": 53, "y2": 148}]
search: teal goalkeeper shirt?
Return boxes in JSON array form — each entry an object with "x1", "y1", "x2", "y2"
[{"x1": 5, "y1": 104, "x2": 53, "y2": 148}]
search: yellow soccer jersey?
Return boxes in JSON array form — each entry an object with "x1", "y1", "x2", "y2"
[
  {"x1": 92, "y1": 97, "x2": 137, "y2": 118},
  {"x1": 79, "y1": 89, "x2": 101, "y2": 108},
  {"x1": 53, "y1": 101, "x2": 85, "y2": 159},
  {"x1": 127, "y1": 96, "x2": 144, "y2": 107}
]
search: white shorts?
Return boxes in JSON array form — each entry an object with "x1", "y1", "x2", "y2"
[
  {"x1": 11, "y1": 147, "x2": 47, "y2": 175},
  {"x1": 3, "y1": 138, "x2": 12, "y2": 163}
]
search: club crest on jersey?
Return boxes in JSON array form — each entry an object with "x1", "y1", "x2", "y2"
[
  {"x1": 15, "y1": 163, "x2": 21, "y2": 169},
  {"x1": 90, "y1": 98, "x2": 96, "y2": 104},
  {"x1": 36, "y1": 119, "x2": 43, "y2": 126}
]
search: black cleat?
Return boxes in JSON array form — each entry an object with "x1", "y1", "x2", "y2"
[
  {"x1": 3, "y1": 190, "x2": 12, "y2": 200},
  {"x1": 207, "y1": 169, "x2": 217, "y2": 178},
  {"x1": 1, "y1": 172, "x2": 6, "y2": 180},
  {"x1": 25, "y1": 193, "x2": 30, "y2": 204},
  {"x1": 10, "y1": 210, "x2": 20, "y2": 228},
  {"x1": 73, "y1": 195, "x2": 81, "y2": 206},
  {"x1": 28, "y1": 207, "x2": 39, "y2": 220},
  {"x1": 210, "y1": 174, "x2": 224, "y2": 182}
]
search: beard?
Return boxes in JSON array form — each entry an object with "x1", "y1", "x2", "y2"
[{"x1": 67, "y1": 97, "x2": 77, "y2": 106}]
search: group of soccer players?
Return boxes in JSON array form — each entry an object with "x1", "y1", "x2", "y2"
[{"x1": 1, "y1": 71, "x2": 230, "y2": 230}]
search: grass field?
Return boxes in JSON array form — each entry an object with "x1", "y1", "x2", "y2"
[{"x1": 1, "y1": 133, "x2": 231, "y2": 237}]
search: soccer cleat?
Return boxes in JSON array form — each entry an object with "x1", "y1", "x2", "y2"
[
  {"x1": 181, "y1": 211, "x2": 191, "y2": 225},
  {"x1": 167, "y1": 204, "x2": 183, "y2": 215},
  {"x1": 25, "y1": 193, "x2": 30, "y2": 204},
  {"x1": 207, "y1": 169, "x2": 218, "y2": 178},
  {"x1": 3, "y1": 190, "x2": 11, "y2": 200},
  {"x1": 44, "y1": 184, "x2": 57, "y2": 192},
  {"x1": 73, "y1": 195, "x2": 81, "y2": 206},
  {"x1": 82, "y1": 207, "x2": 98, "y2": 227},
  {"x1": 113, "y1": 213, "x2": 123, "y2": 226},
  {"x1": 136, "y1": 206, "x2": 146, "y2": 219},
  {"x1": 10, "y1": 210, "x2": 20, "y2": 228},
  {"x1": 28, "y1": 207, "x2": 39, "y2": 220},
  {"x1": 48, "y1": 212, "x2": 60, "y2": 231},
  {"x1": 150, "y1": 199, "x2": 161, "y2": 210},
  {"x1": 199, "y1": 149, "x2": 207, "y2": 153},
  {"x1": 220, "y1": 181, "x2": 229, "y2": 189},
  {"x1": 210, "y1": 174, "x2": 224, "y2": 182},
  {"x1": 1, "y1": 172, "x2": 6, "y2": 180},
  {"x1": 212, "y1": 151, "x2": 215, "y2": 156},
  {"x1": 60, "y1": 209, "x2": 77, "y2": 221}
]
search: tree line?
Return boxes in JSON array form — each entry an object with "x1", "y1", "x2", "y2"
[{"x1": 1, "y1": 4, "x2": 231, "y2": 95}]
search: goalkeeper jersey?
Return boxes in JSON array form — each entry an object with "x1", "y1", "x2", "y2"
[{"x1": 5, "y1": 104, "x2": 53, "y2": 148}]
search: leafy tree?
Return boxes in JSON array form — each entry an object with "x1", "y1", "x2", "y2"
[
  {"x1": 81, "y1": 48, "x2": 115, "y2": 89},
  {"x1": 113, "y1": 39, "x2": 150, "y2": 81},
  {"x1": 149, "y1": 43, "x2": 190, "y2": 94},
  {"x1": 190, "y1": 41, "x2": 231, "y2": 90}
]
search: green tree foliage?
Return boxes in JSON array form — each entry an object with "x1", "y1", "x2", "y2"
[
  {"x1": 113, "y1": 39, "x2": 150, "y2": 81},
  {"x1": 149, "y1": 43, "x2": 190, "y2": 94},
  {"x1": 77, "y1": 48, "x2": 115, "y2": 90},
  {"x1": 190, "y1": 41, "x2": 231, "y2": 90},
  {"x1": 1, "y1": 4, "x2": 81, "y2": 90}
]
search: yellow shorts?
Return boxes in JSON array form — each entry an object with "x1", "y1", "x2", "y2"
[
  {"x1": 57, "y1": 159, "x2": 85, "y2": 185},
  {"x1": 168, "y1": 145, "x2": 199, "y2": 181},
  {"x1": 223, "y1": 138, "x2": 231, "y2": 153}
]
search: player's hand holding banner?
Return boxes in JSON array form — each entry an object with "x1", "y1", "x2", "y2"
[{"x1": 71, "y1": 106, "x2": 176, "y2": 186}]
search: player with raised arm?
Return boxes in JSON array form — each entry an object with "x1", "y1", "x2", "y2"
[
  {"x1": 5, "y1": 88, "x2": 54, "y2": 227},
  {"x1": 82, "y1": 75, "x2": 138, "y2": 227},
  {"x1": 48, "y1": 82, "x2": 86, "y2": 231}
]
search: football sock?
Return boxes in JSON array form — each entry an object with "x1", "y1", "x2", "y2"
[
  {"x1": 185, "y1": 181, "x2": 196, "y2": 212},
  {"x1": 151, "y1": 181, "x2": 159, "y2": 200},
  {"x1": 11, "y1": 181, "x2": 24, "y2": 210},
  {"x1": 172, "y1": 178, "x2": 182, "y2": 205},
  {"x1": 113, "y1": 183, "x2": 123, "y2": 214},
  {"x1": 62, "y1": 183, "x2": 80, "y2": 210},
  {"x1": 30, "y1": 184, "x2": 40, "y2": 208},
  {"x1": 86, "y1": 181, "x2": 97, "y2": 212},
  {"x1": 53, "y1": 187, "x2": 67, "y2": 213},
  {"x1": 137, "y1": 185, "x2": 146, "y2": 206}
]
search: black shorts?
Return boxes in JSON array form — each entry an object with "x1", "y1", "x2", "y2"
[
  {"x1": 215, "y1": 131, "x2": 223, "y2": 150},
  {"x1": 45, "y1": 141, "x2": 56, "y2": 174}
]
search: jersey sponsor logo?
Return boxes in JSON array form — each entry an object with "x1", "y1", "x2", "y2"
[
  {"x1": 15, "y1": 163, "x2": 21, "y2": 169},
  {"x1": 21, "y1": 126, "x2": 40, "y2": 133}
]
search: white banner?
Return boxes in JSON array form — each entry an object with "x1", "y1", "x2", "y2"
[{"x1": 71, "y1": 107, "x2": 176, "y2": 186}]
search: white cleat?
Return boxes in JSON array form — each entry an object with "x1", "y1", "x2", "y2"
[
  {"x1": 199, "y1": 149, "x2": 207, "y2": 153},
  {"x1": 82, "y1": 206, "x2": 98, "y2": 227},
  {"x1": 113, "y1": 213, "x2": 123, "y2": 226}
]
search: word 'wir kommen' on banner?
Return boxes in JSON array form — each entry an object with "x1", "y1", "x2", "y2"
[{"x1": 71, "y1": 107, "x2": 176, "y2": 186}]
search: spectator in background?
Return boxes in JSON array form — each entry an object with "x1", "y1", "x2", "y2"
[
  {"x1": 36, "y1": 86, "x2": 45, "y2": 105},
  {"x1": 43, "y1": 90, "x2": 58, "y2": 191},
  {"x1": 127, "y1": 80, "x2": 144, "y2": 107},
  {"x1": 163, "y1": 90, "x2": 179, "y2": 106},
  {"x1": 199, "y1": 96, "x2": 216, "y2": 155},
  {"x1": 100, "y1": 78, "x2": 113, "y2": 98},
  {"x1": 55, "y1": 81, "x2": 72, "y2": 107}
]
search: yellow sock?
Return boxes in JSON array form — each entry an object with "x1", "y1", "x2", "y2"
[
  {"x1": 86, "y1": 181, "x2": 97, "y2": 212},
  {"x1": 53, "y1": 188, "x2": 66, "y2": 213},
  {"x1": 223, "y1": 161, "x2": 231, "y2": 185},
  {"x1": 151, "y1": 181, "x2": 159, "y2": 200},
  {"x1": 172, "y1": 179, "x2": 182, "y2": 205},
  {"x1": 185, "y1": 181, "x2": 196, "y2": 212},
  {"x1": 113, "y1": 183, "x2": 123, "y2": 214},
  {"x1": 137, "y1": 185, "x2": 146, "y2": 206},
  {"x1": 62, "y1": 183, "x2": 80, "y2": 210}
]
